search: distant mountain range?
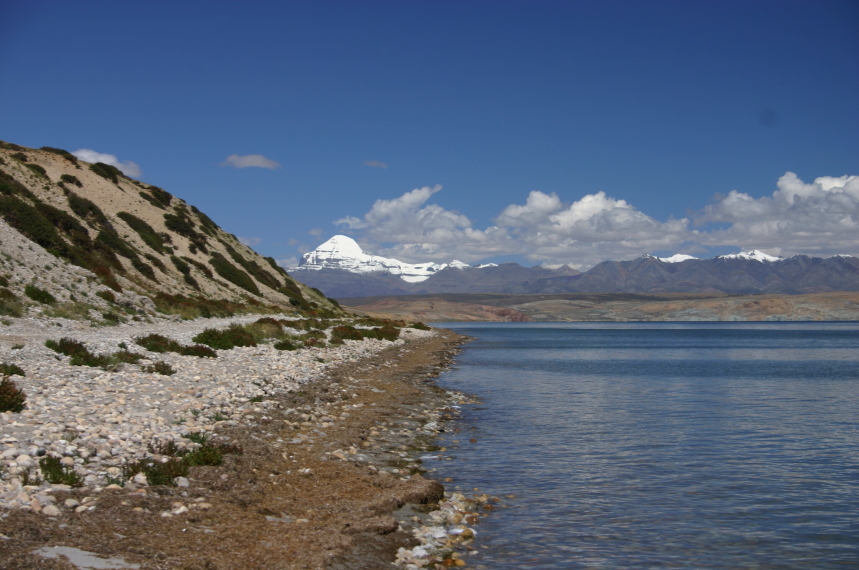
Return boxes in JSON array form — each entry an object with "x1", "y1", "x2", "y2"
[{"x1": 291, "y1": 236, "x2": 859, "y2": 297}]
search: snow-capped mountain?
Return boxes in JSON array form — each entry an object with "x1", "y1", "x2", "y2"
[
  {"x1": 294, "y1": 235, "x2": 470, "y2": 283},
  {"x1": 717, "y1": 250, "x2": 783, "y2": 262},
  {"x1": 658, "y1": 254, "x2": 699, "y2": 263}
]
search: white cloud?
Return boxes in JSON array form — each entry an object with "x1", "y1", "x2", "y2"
[
  {"x1": 364, "y1": 160, "x2": 388, "y2": 169},
  {"x1": 238, "y1": 236, "x2": 261, "y2": 247},
  {"x1": 696, "y1": 172, "x2": 859, "y2": 256},
  {"x1": 220, "y1": 154, "x2": 280, "y2": 169},
  {"x1": 277, "y1": 256, "x2": 299, "y2": 269},
  {"x1": 335, "y1": 186, "x2": 512, "y2": 263},
  {"x1": 72, "y1": 148, "x2": 142, "y2": 178},
  {"x1": 330, "y1": 172, "x2": 859, "y2": 269}
]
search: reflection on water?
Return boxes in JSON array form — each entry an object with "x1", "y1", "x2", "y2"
[{"x1": 431, "y1": 323, "x2": 859, "y2": 569}]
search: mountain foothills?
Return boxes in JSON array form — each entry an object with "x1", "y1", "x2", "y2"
[
  {"x1": 292, "y1": 235, "x2": 859, "y2": 298},
  {"x1": 0, "y1": 140, "x2": 342, "y2": 321}
]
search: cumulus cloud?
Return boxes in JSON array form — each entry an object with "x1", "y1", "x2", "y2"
[
  {"x1": 695, "y1": 172, "x2": 859, "y2": 256},
  {"x1": 335, "y1": 186, "x2": 512, "y2": 263},
  {"x1": 364, "y1": 160, "x2": 388, "y2": 169},
  {"x1": 72, "y1": 149, "x2": 142, "y2": 178},
  {"x1": 331, "y1": 172, "x2": 858, "y2": 269},
  {"x1": 220, "y1": 154, "x2": 280, "y2": 169},
  {"x1": 277, "y1": 256, "x2": 299, "y2": 269},
  {"x1": 238, "y1": 236, "x2": 261, "y2": 247}
]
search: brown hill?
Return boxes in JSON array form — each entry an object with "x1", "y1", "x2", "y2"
[
  {"x1": 342, "y1": 291, "x2": 859, "y2": 322},
  {"x1": 0, "y1": 140, "x2": 340, "y2": 321}
]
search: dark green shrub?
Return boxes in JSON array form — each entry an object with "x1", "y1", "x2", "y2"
[
  {"x1": 95, "y1": 290, "x2": 115, "y2": 303},
  {"x1": 193, "y1": 324, "x2": 258, "y2": 350},
  {"x1": 117, "y1": 211, "x2": 166, "y2": 253},
  {"x1": 192, "y1": 208, "x2": 219, "y2": 236},
  {"x1": 0, "y1": 288, "x2": 22, "y2": 317},
  {"x1": 183, "y1": 431, "x2": 209, "y2": 444},
  {"x1": 60, "y1": 173, "x2": 82, "y2": 187},
  {"x1": 139, "y1": 191, "x2": 165, "y2": 209},
  {"x1": 25, "y1": 163, "x2": 47, "y2": 177},
  {"x1": 372, "y1": 325, "x2": 400, "y2": 341},
  {"x1": 148, "y1": 186, "x2": 173, "y2": 208},
  {"x1": 170, "y1": 255, "x2": 190, "y2": 275},
  {"x1": 0, "y1": 377, "x2": 26, "y2": 413},
  {"x1": 89, "y1": 162, "x2": 122, "y2": 183},
  {"x1": 183, "y1": 256, "x2": 213, "y2": 278},
  {"x1": 224, "y1": 244, "x2": 281, "y2": 290},
  {"x1": 123, "y1": 457, "x2": 189, "y2": 486},
  {"x1": 180, "y1": 344, "x2": 217, "y2": 358},
  {"x1": 130, "y1": 257, "x2": 157, "y2": 281},
  {"x1": 134, "y1": 333, "x2": 217, "y2": 358},
  {"x1": 25, "y1": 284, "x2": 56, "y2": 305},
  {"x1": 41, "y1": 147, "x2": 78, "y2": 164},
  {"x1": 183, "y1": 443, "x2": 223, "y2": 466},
  {"x1": 38, "y1": 456, "x2": 83, "y2": 486},
  {"x1": 11, "y1": 152, "x2": 28, "y2": 162},
  {"x1": 101, "y1": 311, "x2": 122, "y2": 324},
  {"x1": 164, "y1": 213, "x2": 197, "y2": 238},
  {"x1": 144, "y1": 253, "x2": 165, "y2": 272},
  {"x1": 411, "y1": 322, "x2": 431, "y2": 330},
  {"x1": 331, "y1": 325, "x2": 365, "y2": 342},
  {"x1": 0, "y1": 363, "x2": 24, "y2": 376},
  {"x1": 327, "y1": 296, "x2": 341, "y2": 308},
  {"x1": 0, "y1": 275, "x2": 8, "y2": 287},
  {"x1": 46, "y1": 337, "x2": 105, "y2": 367},
  {"x1": 0, "y1": 168, "x2": 38, "y2": 199},
  {"x1": 142, "y1": 361, "x2": 175, "y2": 375},
  {"x1": 264, "y1": 256, "x2": 290, "y2": 277},
  {"x1": 111, "y1": 350, "x2": 140, "y2": 364},
  {"x1": 209, "y1": 253, "x2": 260, "y2": 295},
  {"x1": 67, "y1": 192, "x2": 108, "y2": 226},
  {"x1": 273, "y1": 339, "x2": 298, "y2": 351}
]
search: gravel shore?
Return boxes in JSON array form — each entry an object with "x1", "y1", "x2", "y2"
[{"x1": 0, "y1": 315, "x2": 480, "y2": 569}]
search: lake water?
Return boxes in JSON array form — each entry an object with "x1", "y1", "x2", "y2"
[{"x1": 429, "y1": 322, "x2": 859, "y2": 569}]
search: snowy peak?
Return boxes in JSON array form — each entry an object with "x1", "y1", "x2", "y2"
[
  {"x1": 658, "y1": 254, "x2": 698, "y2": 263},
  {"x1": 296, "y1": 235, "x2": 470, "y2": 283},
  {"x1": 717, "y1": 250, "x2": 783, "y2": 262}
]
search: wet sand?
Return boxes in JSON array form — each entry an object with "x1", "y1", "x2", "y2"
[{"x1": 0, "y1": 329, "x2": 472, "y2": 570}]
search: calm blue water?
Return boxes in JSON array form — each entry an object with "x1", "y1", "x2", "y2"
[{"x1": 429, "y1": 322, "x2": 859, "y2": 569}]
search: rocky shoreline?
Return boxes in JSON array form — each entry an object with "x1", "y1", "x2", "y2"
[{"x1": 0, "y1": 315, "x2": 484, "y2": 569}]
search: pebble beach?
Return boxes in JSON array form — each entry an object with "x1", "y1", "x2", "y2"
[{"x1": 0, "y1": 314, "x2": 490, "y2": 569}]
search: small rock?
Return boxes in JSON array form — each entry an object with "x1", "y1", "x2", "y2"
[
  {"x1": 41, "y1": 505, "x2": 60, "y2": 517},
  {"x1": 64, "y1": 499, "x2": 80, "y2": 508},
  {"x1": 174, "y1": 477, "x2": 189, "y2": 488}
]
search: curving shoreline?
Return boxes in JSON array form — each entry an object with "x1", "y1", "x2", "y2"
[{"x1": 1, "y1": 316, "x2": 477, "y2": 569}]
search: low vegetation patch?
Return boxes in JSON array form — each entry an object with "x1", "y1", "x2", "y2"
[
  {"x1": 38, "y1": 456, "x2": 83, "y2": 486},
  {"x1": 0, "y1": 363, "x2": 25, "y2": 376},
  {"x1": 25, "y1": 163, "x2": 47, "y2": 178},
  {"x1": 209, "y1": 252, "x2": 259, "y2": 295},
  {"x1": 60, "y1": 173, "x2": 82, "y2": 187},
  {"x1": 45, "y1": 337, "x2": 143, "y2": 369},
  {"x1": 41, "y1": 146, "x2": 79, "y2": 164},
  {"x1": 117, "y1": 211, "x2": 167, "y2": 254},
  {"x1": 0, "y1": 377, "x2": 26, "y2": 413},
  {"x1": 123, "y1": 439, "x2": 241, "y2": 485},
  {"x1": 141, "y1": 361, "x2": 175, "y2": 376},
  {"x1": 134, "y1": 333, "x2": 217, "y2": 358},
  {"x1": 192, "y1": 324, "x2": 258, "y2": 350},
  {"x1": 89, "y1": 162, "x2": 123, "y2": 184},
  {"x1": 0, "y1": 288, "x2": 23, "y2": 317},
  {"x1": 24, "y1": 284, "x2": 56, "y2": 305}
]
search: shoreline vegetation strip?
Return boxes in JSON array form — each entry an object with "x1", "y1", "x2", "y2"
[{"x1": 0, "y1": 314, "x2": 494, "y2": 569}]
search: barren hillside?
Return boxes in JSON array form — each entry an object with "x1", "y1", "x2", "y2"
[{"x1": 0, "y1": 141, "x2": 340, "y2": 322}]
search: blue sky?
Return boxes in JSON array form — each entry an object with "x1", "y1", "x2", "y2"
[{"x1": 1, "y1": 1, "x2": 857, "y2": 269}]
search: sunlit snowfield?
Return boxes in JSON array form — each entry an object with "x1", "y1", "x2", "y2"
[{"x1": 430, "y1": 322, "x2": 859, "y2": 569}]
